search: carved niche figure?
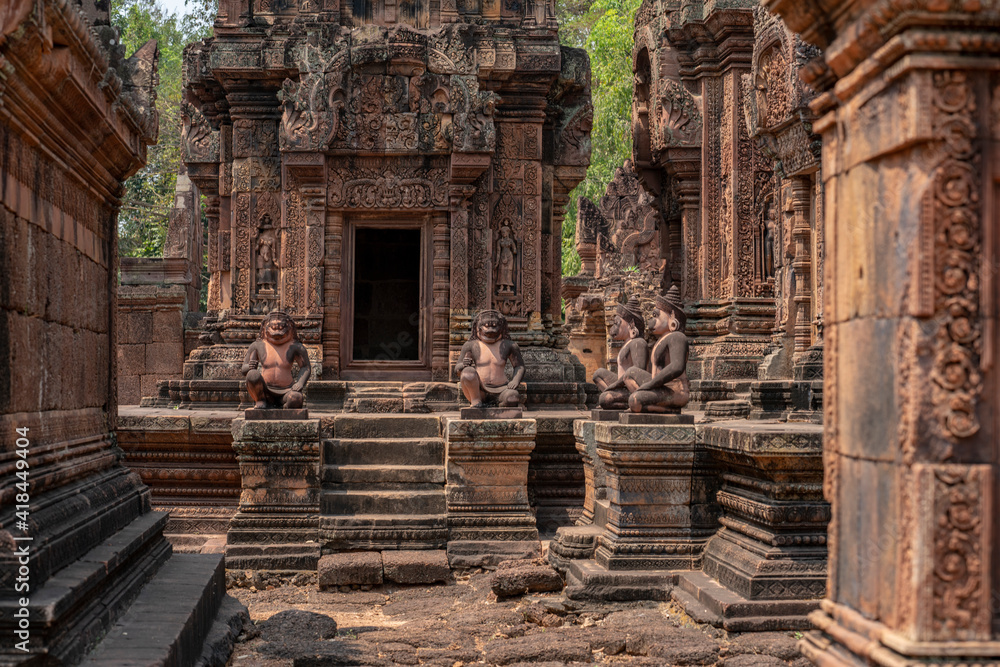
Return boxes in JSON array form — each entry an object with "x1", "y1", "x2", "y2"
[
  {"x1": 495, "y1": 224, "x2": 518, "y2": 296},
  {"x1": 256, "y1": 235, "x2": 278, "y2": 292},
  {"x1": 592, "y1": 296, "x2": 649, "y2": 410},
  {"x1": 622, "y1": 285, "x2": 690, "y2": 413},
  {"x1": 454, "y1": 309, "x2": 525, "y2": 409},
  {"x1": 758, "y1": 195, "x2": 776, "y2": 282},
  {"x1": 241, "y1": 311, "x2": 311, "y2": 409}
]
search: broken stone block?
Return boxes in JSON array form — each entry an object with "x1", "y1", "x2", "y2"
[
  {"x1": 318, "y1": 552, "x2": 383, "y2": 588},
  {"x1": 490, "y1": 558, "x2": 563, "y2": 598},
  {"x1": 382, "y1": 550, "x2": 450, "y2": 584}
]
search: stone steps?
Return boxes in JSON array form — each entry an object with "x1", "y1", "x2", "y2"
[
  {"x1": 323, "y1": 464, "x2": 445, "y2": 486},
  {"x1": 320, "y1": 415, "x2": 447, "y2": 551},
  {"x1": 329, "y1": 414, "x2": 441, "y2": 439},
  {"x1": 671, "y1": 571, "x2": 818, "y2": 632},
  {"x1": 322, "y1": 438, "x2": 444, "y2": 465},
  {"x1": 82, "y1": 553, "x2": 235, "y2": 666},
  {"x1": 321, "y1": 489, "x2": 447, "y2": 515}
]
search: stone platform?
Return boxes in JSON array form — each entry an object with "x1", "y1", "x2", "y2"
[{"x1": 553, "y1": 415, "x2": 826, "y2": 623}]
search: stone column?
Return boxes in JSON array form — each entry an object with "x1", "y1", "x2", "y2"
[
  {"x1": 444, "y1": 418, "x2": 539, "y2": 568},
  {"x1": 227, "y1": 418, "x2": 321, "y2": 570},
  {"x1": 789, "y1": 175, "x2": 813, "y2": 356},
  {"x1": 765, "y1": 2, "x2": 1000, "y2": 663}
]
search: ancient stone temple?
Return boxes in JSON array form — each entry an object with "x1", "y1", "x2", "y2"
[
  {"x1": 566, "y1": 0, "x2": 825, "y2": 407},
  {"x1": 175, "y1": 0, "x2": 592, "y2": 398},
  {"x1": 0, "y1": 0, "x2": 243, "y2": 663}
]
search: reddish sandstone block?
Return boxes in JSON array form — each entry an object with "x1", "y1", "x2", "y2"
[
  {"x1": 119, "y1": 375, "x2": 141, "y2": 406},
  {"x1": 318, "y1": 552, "x2": 383, "y2": 588},
  {"x1": 152, "y1": 309, "x2": 183, "y2": 344},
  {"x1": 124, "y1": 311, "x2": 154, "y2": 345},
  {"x1": 382, "y1": 550, "x2": 450, "y2": 584},
  {"x1": 119, "y1": 344, "x2": 146, "y2": 377},
  {"x1": 145, "y1": 341, "x2": 184, "y2": 375},
  {"x1": 140, "y1": 374, "x2": 162, "y2": 401}
]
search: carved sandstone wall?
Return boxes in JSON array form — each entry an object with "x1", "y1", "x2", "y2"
[
  {"x1": 0, "y1": 0, "x2": 187, "y2": 660},
  {"x1": 765, "y1": 1, "x2": 1000, "y2": 663}
]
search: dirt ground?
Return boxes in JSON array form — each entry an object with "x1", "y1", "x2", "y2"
[{"x1": 225, "y1": 569, "x2": 810, "y2": 667}]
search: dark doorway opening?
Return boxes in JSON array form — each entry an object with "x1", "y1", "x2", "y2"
[{"x1": 352, "y1": 227, "x2": 421, "y2": 362}]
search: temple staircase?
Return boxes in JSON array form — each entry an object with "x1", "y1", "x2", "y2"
[{"x1": 319, "y1": 415, "x2": 448, "y2": 551}]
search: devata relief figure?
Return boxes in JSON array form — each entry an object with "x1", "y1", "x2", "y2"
[
  {"x1": 241, "y1": 311, "x2": 311, "y2": 409},
  {"x1": 455, "y1": 309, "x2": 525, "y2": 408},
  {"x1": 591, "y1": 296, "x2": 649, "y2": 410},
  {"x1": 622, "y1": 285, "x2": 690, "y2": 413},
  {"x1": 256, "y1": 236, "x2": 278, "y2": 292},
  {"x1": 495, "y1": 224, "x2": 517, "y2": 296}
]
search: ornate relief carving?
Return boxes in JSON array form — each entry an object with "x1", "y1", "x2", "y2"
[
  {"x1": 926, "y1": 71, "x2": 982, "y2": 446},
  {"x1": 279, "y1": 43, "x2": 348, "y2": 152},
  {"x1": 912, "y1": 464, "x2": 993, "y2": 641},
  {"x1": 327, "y1": 157, "x2": 449, "y2": 209},
  {"x1": 182, "y1": 102, "x2": 219, "y2": 163},
  {"x1": 653, "y1": 79, "x2": 702, "y2": 149}
]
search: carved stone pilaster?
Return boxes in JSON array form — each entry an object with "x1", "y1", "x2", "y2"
[
  {"x1": 227, "y1": 418, "x2": 321, "y2": 570},
  {"x1": 444, "y1": 418, "x2": 539, "y2": 564},
  {"x1": 763, "y1": 1, "x2": 1000, "y2": 664}
]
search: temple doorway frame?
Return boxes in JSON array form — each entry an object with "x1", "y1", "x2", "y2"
[{"x1": 339, "y1": 214, "x2": 434, "y2": 380}]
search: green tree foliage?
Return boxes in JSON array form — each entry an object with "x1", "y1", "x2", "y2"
[
  {"x1": 556, "y1": 0, "x2": 639, "y2": 278},
  {"x1": 113, "y1": 0, "x2": 215, "y2": 257}
]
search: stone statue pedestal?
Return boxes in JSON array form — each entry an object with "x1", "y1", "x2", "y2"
[
  {"x1": 619, "y1": 412, "x2": 694, "y2": 425},
  {"x1": 562, "y1": 416, "x2": 718, "y2": 600},
  {"x1": 444, "y1": 418, "x2": 539, "y2": 568},
  {"x1": 460, "y1": 406, "x2": 523, "y2": 420},
  {"x1": 589, "y1": 408, "x2": 623, "y2": 421},
  {"x1": 672, "y1": 422, "x2": 827, "y2": 630},
  {"x1": 594, "y1": 417, "x2": 716, "y2": 570},
  {"x1": 227, "y1": 418, "x2": 321, "y2": 570}
]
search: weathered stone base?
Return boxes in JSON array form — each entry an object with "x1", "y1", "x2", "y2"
[
  {"x1": 563, "y1": 560, "x2": 674, "y2": 601},
  {"x1": 799, "y1": 601, "x2": 1000, "y2": 666},
  {"x1": 593, "y1": 420, "x2": 718, "y2": 571},
  {"x1": 590, "y1": 409, "x2": 624, "y2": 421},
  {"x1": 318, "y1": 552, "x2": 384, "y2": 587},
  {"x1": 702, "y1": 529, "x2": 826, "y2": 601},
  {"x1": 228, "y1": 418, "x2": 321, "y2": 570},
  {"x1": 383, "y1": 550, "x2": 451, "y2": 584},
  {"x1": 595, "y1": 537, "x2": 706, "y2": 571},
  {"x1": 547, "y1": 524, "x2": 602, "y2": 574},
  {"x1": 444, "y1": 418, "x2": 539, "y2": 553},
  {"x1": 226, "y1": 514, "x2": 321, "y2": 571},
  {"x1": 320, "y1": 515, "x2": 448, "y2": 551},
  {"x1": 446, "y1": 540, "x2": 541, "y2": 569},
  {"x1": 672, "y1": 571, "x2": 818, "y2": 632},
  {"x1": 317, "y1": 549, "x2": 451, "y2": 586},
  {"x1": 618, "y1": 412, "x2": 694, "y2": 425}
]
